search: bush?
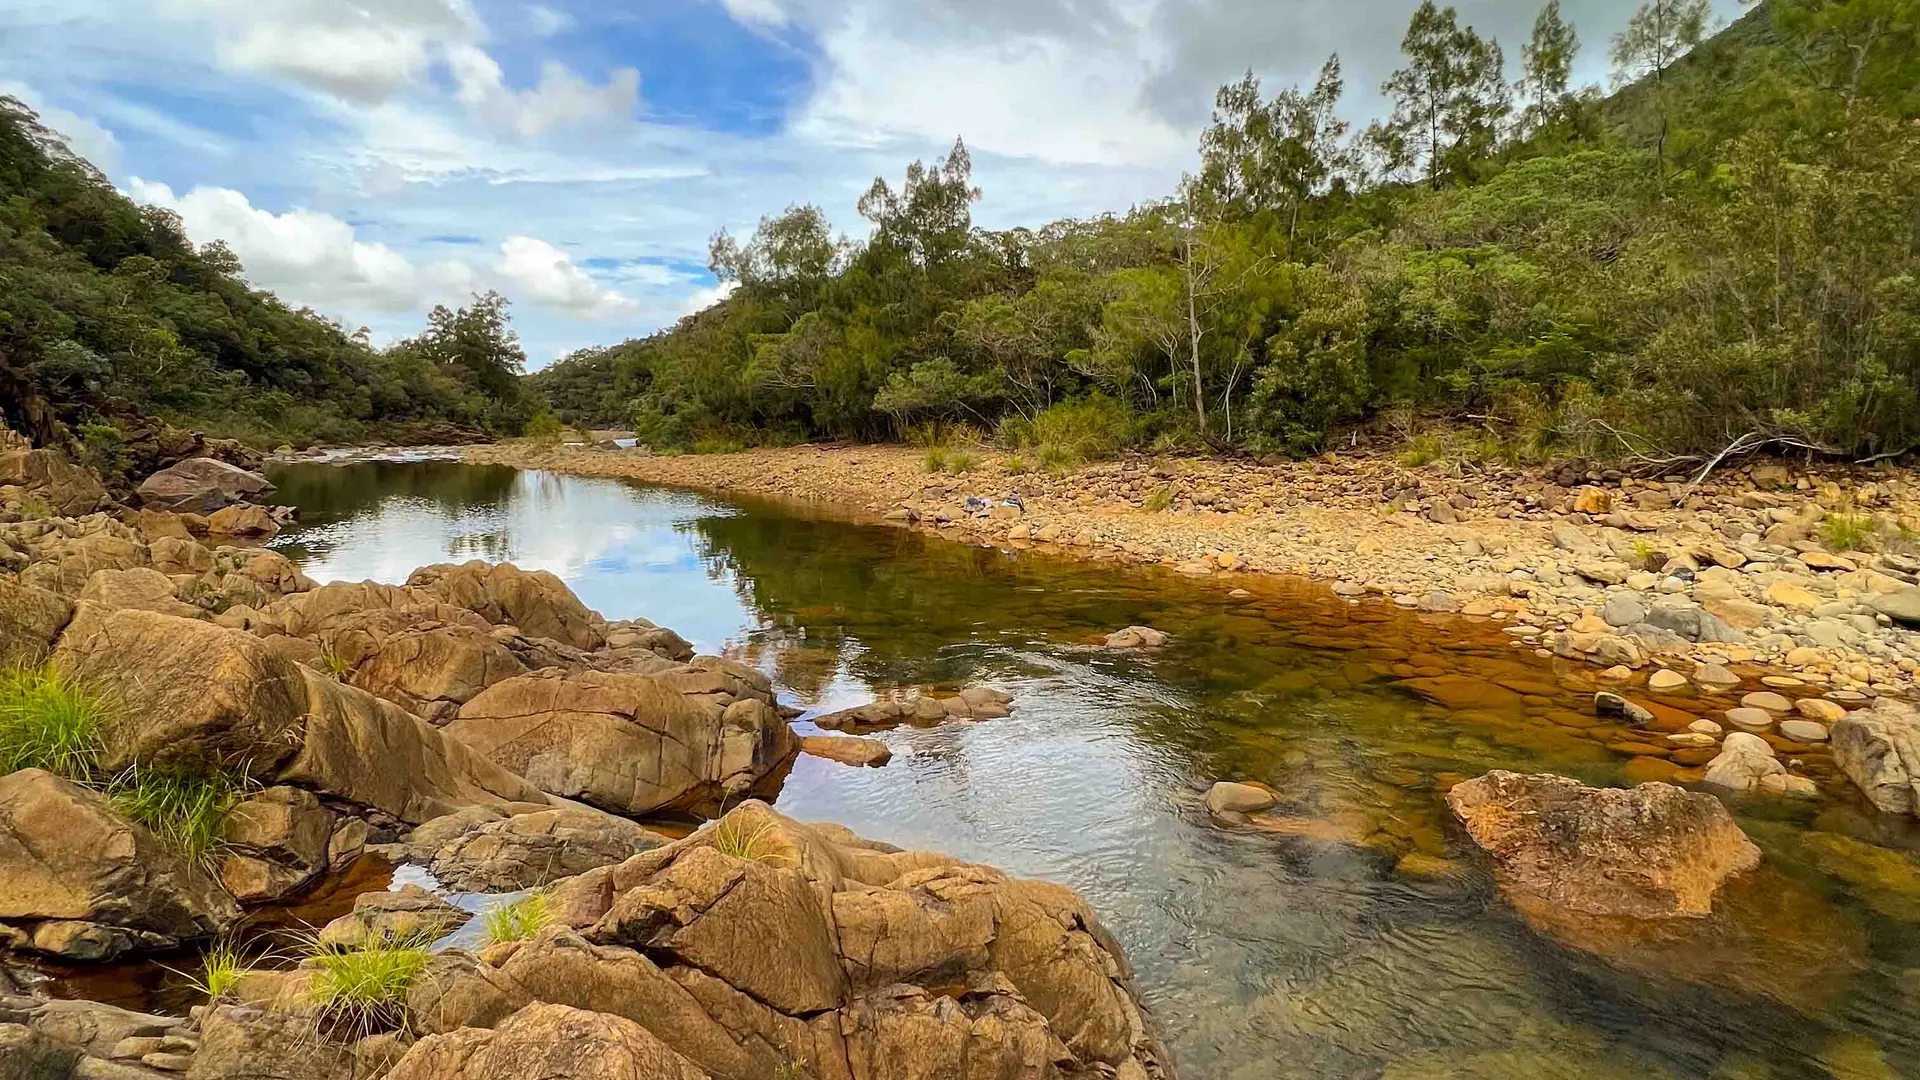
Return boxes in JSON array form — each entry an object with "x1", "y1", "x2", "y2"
[
  {"x1": 1006, "y1": 394, "x2": 1136, "y2": 469},
  {"x1": 692, "y1": 434, "x2": 747, "y2": 455},
  {"x1": 1821, "y1": 511, "x2": 1876, "y2": 553},
  {"x1": 523, "y1": 409, "x2": 565, "y2": 445},
  {"x1": 1142, "y1": 484, "x2": 1174, "y2": 512},
  {"x1": 0, "y1": 664, "x2": 107, "y2": 778}
]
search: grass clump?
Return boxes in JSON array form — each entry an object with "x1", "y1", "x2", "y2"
[
  {"x1": 169, "y1": 939, "x2": 247, "y2": 1001},
  {"x1": 945, "y1": 448, "x2": 978, "y2": 474},
  {"x1": 692, "y1": 434, "x2": 747, "y2": 455},
  {"x1": 1397, "y1": 434, "x2": 1447, "y2": 467},
  {"x1": 109, "y1": 767, "x2": 249, "y2": 866},
  {"x1": 0, "y1": 663, "x2": 107, "y2": 778},
  {"x1": 15, "y1": 493, "x2": 53, "y2": 518},
  {"x1": 318, "y1": 646, "x2": 353, "y2": 681},
  {"x1": 1003, "y1": 453, "x2": 1029, "y2": 475},
  {"x1": 303, "y1": 932, "x2": 433, "y2": 1034},
  {"x1": 1821, "y1": 510, "x2": 1876, "y2": 552},
  {"x1": 480, "y1": 892, "x2": 552, "y2": 946},
  {"x1": 923, "y1": 445, "x2": 950, "y2": 473},
  {"x1": 709, "y1": 814, "x2": 790, "y2": 864},
  {"x1": 1141, "y1": 484, "x2": 1174, "y2": 513}
]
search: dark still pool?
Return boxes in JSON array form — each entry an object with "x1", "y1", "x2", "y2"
[{"x1": 258, "y1": 458, "x2": 1920, "y2": 1080}]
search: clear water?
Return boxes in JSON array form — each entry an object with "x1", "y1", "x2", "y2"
[{"x1": 251, "y1": 460, "x2": 1920, "y2": 1079}]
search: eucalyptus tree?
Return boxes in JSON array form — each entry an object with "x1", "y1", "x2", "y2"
[
  {"x1": 1380, "y1": 1, "x2": 1511, "y2": 188},
  {"x1": 1611, "y1": 0, "x2": 1711, "y2": 173}
]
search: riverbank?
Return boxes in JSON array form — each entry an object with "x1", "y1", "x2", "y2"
[{"x1": 464, "y1": 441, "x2": 1920, "y2": 695}]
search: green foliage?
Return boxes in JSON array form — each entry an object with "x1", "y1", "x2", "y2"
[
  {"x1": 1142, "y1": 484, "x2": 1174, "y2": 512},
  {"x1": 709, "y1": 814, "x2": 790, "y2": 864},
  {"x1": 303, "y1": 931, "x2": 433, "y2": 1034},
  {"x1": 318, "y1": 646, "x2": 352, "y2": 681},
  {"x1": 523, "y1": 409, "x2": 566, "y2": 445},
  {"x1": 14, "y1": 494, "x2": 53, "y2": 518},
  {"x1": 1006, "y1": 394, "x2": 1137, "y2": 469},
  {"x1": 0, "y1": 663, "x2": 106, "y2": 778},
  {"x1": 480, "y1": 892, "x2": 552, "y2": 946},
  {"x1": 108, "y1": 766, "x2": 248, "y2": 866},
  {"x1": 1821, "y1": 511, "x2": 1876, "y2": 552},
  {"x1": 1398, "y1": 434, "x2": 1449, "y2": 466},
  {"x1": 171, "y1": 940, "x2": 246, "y2": 1001}
]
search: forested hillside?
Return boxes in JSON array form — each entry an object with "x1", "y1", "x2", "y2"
[
  {"x1": 539, "y1": 0, "x2": 1920, "y2": 470},
  {"x1": 0, "y1": 99, "x2": 536, "y2": 466}
]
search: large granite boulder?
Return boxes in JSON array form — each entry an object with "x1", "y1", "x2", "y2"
[
  {"x1": 53, "y1": 606, "x2": 554, "y2": 823},
  {"x1": 77, "y1": 567, "x2": 204, "y2": 619},
  {"x1": 0, "y1": 769, "x2": 239, "y2": 960},
  {"x1": 217, "y1": 786, "x2": 337, "y2": 903},
  {"x1": 0, "y1": 447, "x2": 108, "y2": 518},
  {"x1": 447, "y1": 668, "x2": 796, "y2": 817},
  {"x1": 386, "y1": 1002, "x2": 709, "y2": 1080},
  {"x1": 406, "y1": 561, "x2": 606, "y2": 650},
  {"x1": 0, "y1": 579, "x2": 72, "y2": 666},
  {"x1": 136, "y1": 458, "x2": 273, "y2": 514},
  {"x1": 1832, "y1": 698, "x2": 1920, "y2": 816},
  {"x1": 403, "y1": 806, "x2": 667, "y2": 892},
  {"x1": 348, "y1": 623, "x2": 528, "y2": 725},
  {"x1": 17, "y1": 531, "x2": 147, "y2": 597},
  {"x1": 1446, "y1": 771, "x2": 1761, "y2": 919},
  {"x1": 400, "y1": 801, "x2": 1174, "y2": 1080}
]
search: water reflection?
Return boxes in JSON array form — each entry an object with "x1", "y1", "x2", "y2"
[{"x1": 264, "y1": 462, "x2": 1920, "y2": 1080}]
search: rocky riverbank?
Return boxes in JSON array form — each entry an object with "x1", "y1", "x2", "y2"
[
  {"x1": 465, "y1": 442, "x2": 1920, "y2": 696},
  {"x1": 0, "y1": 430, "x2": 1175, "y2": 1078}
]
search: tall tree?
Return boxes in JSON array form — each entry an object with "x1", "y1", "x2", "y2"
[
  {"x1": 1519, "y1": 0, "x2": 1580, "y2": 135},
  {"x1": 856, "y1": 138, "x2": 981, "y2": 268},
  {"x1": 1380, "y1": 1, "x2": 1511, "y2": 188},
  {"x1": 1190, "y1": 57, "x2": 1351, "y2": 254},
  {"x1": 1611, "y1": 0, "x2": 1710, "y2": 173}
]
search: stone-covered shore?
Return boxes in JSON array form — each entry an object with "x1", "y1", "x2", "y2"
[{"x1": 464, "y1": 442, "x2": 1920, "y2": 696}]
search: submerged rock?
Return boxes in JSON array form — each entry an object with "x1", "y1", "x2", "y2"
[
  {"x1": 798, "y1": 734, "x2": 892, "y2": 767},
  {"x1": 0, "y1": 769, "x2": 239, "y2": 960},
  {"x1": 1104, "y1": 625, "x2": 1170, "y2": 649},
  {"x1": 1204, "y1": 781, "x2": 1277, "y2": 819},
  {"x1": 1446, "y1": 770, "x2": 1760, "y2": 919},
  {"x1": 811, "y1": 685, "x2": 1013, "y2": 732}
]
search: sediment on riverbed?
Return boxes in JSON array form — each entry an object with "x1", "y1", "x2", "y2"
[{"x1": 465, "y1": 442, "x2": 1920, "y2": 696}]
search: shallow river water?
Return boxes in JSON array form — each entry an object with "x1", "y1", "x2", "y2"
[{"x1": 108, "y1": 459, "x2": 1920, "y2": 1078}]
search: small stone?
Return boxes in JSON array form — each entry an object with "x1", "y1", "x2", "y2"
[
  {"x1": 1742, "y1": 691, "x2": 1793, "y2": 712},
  {"x1": 1778, "y1": 719, "x2": 1829, "y2": 743},
  {"x1": 1692, "y1": 662, "x2": 1741, "y2": 688},
  {"x1": 1595, "y1": 692, "x2": 1654, "y2": 726},
  {"x1": 1688, "y1": 719, "x2": 1723, "y2": 735},
  {"x1": 1598, "y1": 665, "x2": 1634, "y2": 681},
  {"x1": 1648, "y1": 669, "x2": 1689, "y2": 692},
  {"x1": 1761, "y1": 675, "x2": 1806, "y2": 688},
  {"x1": 1793, "y1": 698, "x2": 1846, "y2": 722},
  {"x1": 1667, "y1": 733, "x2": 1717, "y2": 748},
  {"x1": 1756, "y1": 772, "x2": 1818, "y2": 798},
  {"x1": 1765, "y1": 580, "x2": 1822, "y2": 611},
  {"x1": 1602, "y1": 593, "x2": 1646, "y2": 628},
  {"x1": 1205, "y1": 781, "x2": 1277, "y2": 817},
  {"x1": 1725, "y1": 708, "x2": 1775, "y2": 731}
]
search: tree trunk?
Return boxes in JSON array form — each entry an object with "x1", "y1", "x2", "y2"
[{"x1": 1184, "y1": 235, "x2": 1206, "y2": 433}]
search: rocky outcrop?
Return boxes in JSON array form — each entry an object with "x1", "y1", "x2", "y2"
[
  {"x1": 406, "y1": 561, "x2": 606, "y2": 650},
  {"x1": 403, "y1": 805, "x2": 668, "y2": 892},
  {"x1": 1446, "y1": 771, "x2": 1760, "y2": 919},
  {"x1": 216, "y1": 786, "x2": 337, "y2": 903},
  {"x1": 0, "y1": 446, "x2": 108, "y2": 518},
  {"x1": 811, "y1": 686, "x2": 1014, "y2": 733},
  {"x1": 52, "y1": 605, "x2": 554, "y2": 823},
  {"x1": 447, "y1": 667, "x2": 796, "y2": 817},
  {"x1": 318, "y1": 884, "x2": 470, "y2": 949},
  {"x1": 798, "y1": 735, "x2": 892, "y2": 767},
  {"x1": 1832, "y1": 698, "x2": 1920, "y2": 815},
  {"x1": 391, "y1": 801, "x2": 1174, "y2": 1080},
  {"x1": 77, "y1": 567, "x2": 204, "y2": 619},
  {"x1": 0, "y1": 770, "x2": 239, "y2": 960},
  {"x1": 386, "y1": 1002, "x2": 709, "y2": 1080},
  {"x1": 204, "y1": 504, "x2": 280, "y2": 539},
  {"x1": 136, "y1": 458, "x2": 273, "y2": 514}
]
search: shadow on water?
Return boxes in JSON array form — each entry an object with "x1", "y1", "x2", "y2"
[{"x1": 181, "y1": 460, "x2": 1920, "y2": 1078}]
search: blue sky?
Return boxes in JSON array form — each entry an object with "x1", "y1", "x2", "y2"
[{"x1": 0, "y1": 0, "x2": 1743, "y2": 368}]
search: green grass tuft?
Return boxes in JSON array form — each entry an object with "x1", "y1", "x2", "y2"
[
  {"x1": 16, "y1": 493, "x2": 53, "y2": 519},
  {"x1": 0, "y1": 663, "x2": 108, "y2": 779},
  {"x1": 1141, "y1": 484, "x2": 1174, "y2": 513},
  {"x1": 302, "y1": 931, "x2": 433, "y2": 1035},
  {"x1": 944, "y1": 448, "x2": 978, "y2": 474},
  {"x1": 108, "y1": 767, "x2": 249, "y2": 866},
  {"x1": 1003, "y1": 453, "x2": 1029, "y2": 475},
  {"x1": 709, "y1": 814, "x2": 790, "y2": 864},
  {"x1": 168, "y1": 939, "x2": 247, "y2": 1001},
  {"x1": 1821, "y1": 511, "x2": 1876, "y2": 552},
  {"x1": 923, "y1": 445, "x2": 950, "y2": 473},
  {"x1": 1397, "y1": 434, "x2": 1447, "y2": 467},
  {"x1": 479, "y1": 892, "x2": 552, "y2": 946},
  {"x1": 318, "y1": 646, "x2": 353, "y2": 681}
]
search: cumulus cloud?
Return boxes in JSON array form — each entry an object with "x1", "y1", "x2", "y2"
[
  {"x1": 445, "y1": 45, "x2": 639, "y2": 137},
  {"x1": 174, "y1": 0, "x2": 474, "y2": 102},
  {"x1": 495, "y1": 236, "x2": 635, "y2": 318},
  {"x1": 713, "y1": 0, "x2": 788, "y2": 27},
  {"x1": 527, "y1": 5, "x2": 573, "y2": 37}
]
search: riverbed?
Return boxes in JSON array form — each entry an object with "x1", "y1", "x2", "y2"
[{"x1": 240, "y1": 459, "x2": 1920, "y2": 1078}]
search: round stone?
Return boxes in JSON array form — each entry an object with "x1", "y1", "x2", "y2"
[
  {"x1": 1692, "y1": 663, "x2": 1741, "y2": 688},
  {"x1": 1667, "y1": 732, "x2": 1717, "y2": 748},
  {"x1": 1742, "y1": 691, "x2": 1793, "y2": 712},
  {"x1": 1825, "y1": 689, "x2": 1871, "y2": 704},
  {"x1": 1725, "y1": 707, "x2": 1775, "y2": 731},
  {"x1": 1778, "y1": 719, "x2": 1829, "y2": 743},
  {"x1": 1688, "y1": 718, "x2": 1723, "y2": 735},
  {"x1": 1648, "y1": 669, "x2": 1690, "y2": 692},
  {"x1": 1793, "y1": 697, "x2": 1846, "y2": 723},
  {"x1": 1761, "y1": 675, "x2": 1806, "y2": 688}
]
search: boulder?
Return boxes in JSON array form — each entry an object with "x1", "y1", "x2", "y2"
[
  {"x1": 147, "y1": 536, "x2": 212, "y2": 577},
  {"x1": 811, "y1": 686, "x2": 1012, "y2": 732},
  {"x1": 76, "y1": 568, "x2": 203, "y2": 619},
  {"x1": 348, "y1": 624, "x2": 526, "y2": 725},
  {"x1": 1103, "y1": 626, "x2": 1169, "y2": 649},
  {"x1": 188, "y1": 1004, "x2": 356, "y2": 1080},
  {"x1": 604, "y1": 620, "x2": 695, "y2": 663},
  {"x1": 216, "y1": 786, "x2": 335, "y2": 903},
  {"x1": 1446, "y1": 770, "x2": 1760, "y2": 918},
  {"x1": 1832, "y1": 699, "x2": 1920, "y2": 816},
  {"x1": 406, "y1": 561, "x2": 606, "y2": 650},
  {"x1": 0, "y1": 579, "x2": 72, "y2": 666},
  {"x1": 19, "y1": 534, "x2": 148, "y2": 597},
  {"x1": 385, "y1": 1002, "x2": 709, "y2": 1080},
  {"x1": 204, "y1": 505, "x2": 278, "y2": 539},
  {"x1": 1701, "y1": 732, "x2": 1789, "y2": 793},
  {"x1": 318, "y1": 884, "x2": 469, "y2": 949},
  {"x1": 0, "y1": 1022, "x2": 81, "y2": 1079},
  {"x1": 1869, "y1": 587, "x2": 1920, "y2": 626},
  {"x1": 798, "y1": 735, "x2": 892, "y2": 767},
  {"x1": 1204, "y1": 781, "x2": 1276, "y2": 817},
  {"x1": 403, "y1": 806, "x2": 668, "y2": 893},
  {"x1": 448, "y1": 669, "x2": 796, "y2": 817},
  {"x1": 136, "y1": 459, "x2": 273, "y2": 515},
  {"x1": 0, "y1": 447, "x2": 108, "y2": 517},
  {"x1": 0, "y1": 769, "x2": 239, "y2": 959},
  {"x1": 414, "y1": 801, "x2": 1174, "y2": 1080}
]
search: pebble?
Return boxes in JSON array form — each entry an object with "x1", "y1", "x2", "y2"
[
  {"x1": 1793, "y1": 697, "x2": 1847, "y2": 722},
  {"x1": 1742, "y1": 691, "x2": 1793, "y2": 712},
  {"x1": 1687, "y1": 718, "x2": 1723, "y2": 735},
  {"x1": 1725, "y1": 707, "x2": 1776, "y2": 731},
  {"x1": 1761, "y1": 675, "x2": 1807, "y2": 688},
  {"x1": 1648, "y1": 669, "x2": 1690, "y2": 692},
  {"x1": 1692, "y1": 662, "x2": 1741, "y2": 688}
]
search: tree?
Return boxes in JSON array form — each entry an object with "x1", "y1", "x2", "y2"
[
  {"x1": 1611, "y1": 0, "x2": 1710, "y2": 173},
  {"x1": 1190, "y1": 57, "x2": 1351, "y2": 251},
  {"x1": 709, "y1": 204, "x2": 842, "y2": 297},
  {"x1": 1380, "y1": 1, "x2": 1511, "y2": 188},
  {"x1": 856, "y1": 138, "x2": 981, "y2": 268},
  {"x1": 1519, "y1": 0, "x2": 1580, "y2": 136}
]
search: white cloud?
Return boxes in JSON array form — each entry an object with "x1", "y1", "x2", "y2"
[
  {"x1": 445, "y1": 45, "x2": 639, "y2": 137},
  {"x1": 527, "y1": 5, "x2": 572, "y2": 37},
  {"x1": 174, "y1": 0, "x2": 476, "y2": 102},
  {"x1": 714, "y1": 0, "x2": 787, "y2": 27},
  {"x1": 495, "y1": 236, "x2": 635, "y2": 318},
  {"x1": 679, "y1": 278, "x2": 739, "y2": 318}
]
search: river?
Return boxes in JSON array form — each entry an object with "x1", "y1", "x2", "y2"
[{"x1": 245, "y1": 458, "x2": 1920, "y2": 1079}]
